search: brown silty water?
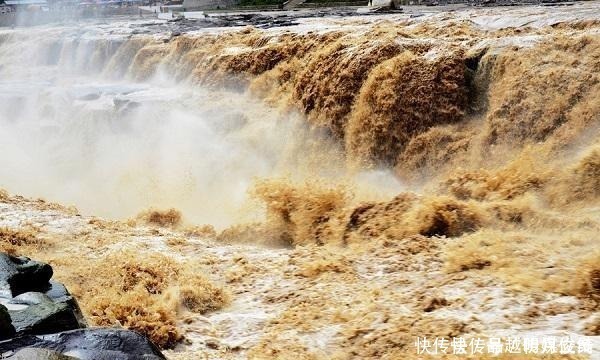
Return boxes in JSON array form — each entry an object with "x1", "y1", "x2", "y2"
[{"x1": 0, "y1": 3, "x2": 599, "y2": 359}]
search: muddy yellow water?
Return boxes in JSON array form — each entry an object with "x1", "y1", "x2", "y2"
[{"x1": 0, "y1": 3, "x2": 599, "y2": 359}]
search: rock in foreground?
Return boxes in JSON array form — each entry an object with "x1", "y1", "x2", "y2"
[
  {"x1": 0, "y1": 252, "x2": 166, "y2": 360},
  {"x1": 0, "y1": 253, "x2": 86, "y2": 336},
  {"x1": 0, "y1": 328, "x2": 166, "y2": 360}
]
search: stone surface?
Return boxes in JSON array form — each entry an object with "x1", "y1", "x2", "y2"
[
  {"x1": 0, "y1": 254, "x2": 86, "y2": 337},
  {"x1": 0, "y1": 252, "x2": 165, "y2": 359},
  {"x1": 0, "y1": 328, "x2": 167, "y2": 360},
  {"x1": 0, "y1": 254, "x2": 53, "y2": 298},
  {"x1": 40, "y1": 281, "x2": 87, "y2": 330},
  {"x1": 0, "y1": 304, "x2": 15, "y2": 340},
  {"x1": 8, "y1": 293, "x2": 82, "y2": 335}
]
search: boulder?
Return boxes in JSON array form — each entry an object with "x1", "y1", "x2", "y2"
[
  {"x1": 0, "y1": 304, "x2": 15, "y2": 340},
  {"x1": 0, "y1": 328, "x2": 167, "y2": 360},
  {"x1": 8, "y1": 293, "x2": 83, "y2": 335},
  {"x1": 42, "y1": 281, "x2": 86, "y2": 327},
  {"x1": 0, "y1": 252, "x2": 166, "y2": 359},
  {"x1": 0, "y1": 254, "x2": 53, "y2": 298},
  {"x1": 0, "y1": 254, "x2": 86, "y2": 336}
]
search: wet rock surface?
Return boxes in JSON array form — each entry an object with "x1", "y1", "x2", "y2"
[
  {"x1": 0, "y1": 329, "x2": 166, "y2": 360},
  {"x1": 8, "y1": 292, "x2": 83, "y2": 336},
  {"x1": 0, "y1": 304, "x2": 15, "y2": 340},
  {"x1": 0, "y1": 253, "x2": 166, "y2": 360},
  {"x1": 0, "y1": 254, "x2": 53, "y2": 298},
  {"x1": 0, "y1": 254, "x2": 85, "y2": 336}
]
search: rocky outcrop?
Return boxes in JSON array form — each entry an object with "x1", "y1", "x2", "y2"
[
  {"x1": 8, "y1": 292, "x2": 84, "y2": 336},
  {"x1": 0, "y1": 329, "x2": 166, "y2": 360},
  {"x1": 0, "y1": 254, "x2": 86, "y2": 336},
  {"x1": 0, "y1": 252, "x2": 166, "y2": 360},
  {"x1": 0, "y1": 254, "x2": 53, "y2": 298}
]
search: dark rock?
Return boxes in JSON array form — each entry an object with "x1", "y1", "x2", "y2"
[
  {"x1": 8, "y1": 293, "x2": 83, "y2": 335},
  {"x1": 0, "y1": 253, "x2": 165, "y2": 359},
  {"x1": 42, "y1": 281, "x2": 87, "y2": 328},
  {"x1": 0, "y1": 254, "x2": 53, "y2": 298},
  {"x1": 0, "y1": 253, "x2": 86, "y2": 337},
  {"x1": 42, "y1": 281, "x2": 71, "y2": 303},
  {"x1": 0, "y1": 328, "x2": 167, "y2": 360},
  {"x1": 0, "y1": 304, "x2": 15, "y2": 340}
]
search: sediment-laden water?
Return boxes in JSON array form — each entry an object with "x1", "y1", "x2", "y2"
[{"x1": 0, "y1": 4, "x2": 599, "y2": 359}]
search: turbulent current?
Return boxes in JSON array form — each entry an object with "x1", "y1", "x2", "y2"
[
  {"x1": 0, "y1": 4, "x2": 599, "y2": 359},
  {"x1": 0, "y1": 22, "x2": 402, "y2": 228}
]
